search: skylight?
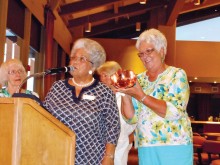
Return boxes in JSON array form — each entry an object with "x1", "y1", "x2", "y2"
[{"x1": 176, "y1": 16, "x2": 220, "y2": 42}]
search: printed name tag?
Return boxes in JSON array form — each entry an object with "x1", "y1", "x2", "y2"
[{"x1": 82, "y1": 94, "x2": 96, "y2": 100}]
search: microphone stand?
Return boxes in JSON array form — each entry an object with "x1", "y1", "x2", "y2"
[
  {"x1": 16, "y1": 71, "x2": 47, "y2": 93},
  {"x1": 15, "y1": 66, "x2": 74, "y2": 93}
]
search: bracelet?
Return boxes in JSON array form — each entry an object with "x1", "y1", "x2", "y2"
[
  {"x1": 140, "y1": 95, "x2": 147, "y2": 103},
  {"x1": 104, "y1": 153, "x2": 114, "y2": 159}
]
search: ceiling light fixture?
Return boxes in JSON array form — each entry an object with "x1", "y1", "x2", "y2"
[
  {"x1": 85, "y1": 22, "x2": 91, "y2": 32},
  {"x1": 136, "y1": 22, "x2": 141, "y2": 31},
  {"x1": 140, "y1": 0, "x2": 147, "y2": 4},
  {"x1": 194, "y1": 0, "x2": 201, "y2": 5},
  {"x1": 85, "y1": 15, "x2": 91, "y2": 32}
]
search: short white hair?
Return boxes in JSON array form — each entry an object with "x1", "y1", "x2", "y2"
[
  {"x1": 136, "y1": 28, "x2": 167, "y2": 56},
  {"x1": 0, "y1": 59, "x2": 26, "y2": 87},
  {"x1": 97, "y1": 61, "x2": 121, "y2": 76}
]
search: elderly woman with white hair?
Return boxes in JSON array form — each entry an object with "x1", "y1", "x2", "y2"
[
  {"x1": 0, "y1": 59, "x2": 38, "y2": 97},
  {"x1": 116, "y1": 29, "x2": 193, "y2": 165},
  {"x1": 43, "y1": 38, "x2": 120, "y2": 165}
]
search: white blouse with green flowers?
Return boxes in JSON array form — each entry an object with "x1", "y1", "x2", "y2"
[
  {"x1": 127, "y1": 66, "x2": 193, "y2": 148},
  {"x1": 0, "y1": 88, "x2": 38, "y2": 98}
]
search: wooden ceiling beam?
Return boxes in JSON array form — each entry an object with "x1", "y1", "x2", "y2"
[
  {"x1": 48, "y1": 0, "x2": 61, "y2": 12},
  {"x1": 177, "y1": 12, "x2": 220, "y2": 26},
  {"x1": 84, "y1": 13, "x2": 149, "y2": 37},
  {"x1": 177, "y1": 6, "x2": 220, "y2": 26},
  {"x1": 59, "y1": 0, "x2": 120, "y2": 16},
  {"x1": 166, "y1": 0, "x2": 185, "y2": 26},
  {"x1": 181, "y1": 0, "x2": 220, "y2": 14},
  {"x1": 68, "y1": 2, "x2": 164, "y2": 28},
  {"x1": 114, "y1": 3, "x2": 119, "y2": 22}
]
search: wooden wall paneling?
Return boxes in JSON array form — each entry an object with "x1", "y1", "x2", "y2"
[
  {"x1": 19, "y1": 8, "x2": 32, "y2": 71},
  {"x1": 166, "y1": 0, "x2": 185, "y2": 26},
  {"x1": 176, "y1": 41, "x2": 220, "y2": 82},
  {"x1": 7, "y1": 0, "x2": 25, "y2": 39},
  {"x1": 56, "y1": 45, "x2": 67, "y2": 81},
  {"x1": 21, "y1": 0, "x2": 72, "y2": 55},
  {"x1": 0, "y1": 0, "x2": 8, "y2": 63},
  {"x1": 5, "y1": 38, "x2": 13, "y2": 61},
  {"x1": 44, "y1": 7, "x2": 55, "y2": 97},
  {"x1": 52, "y1": 41, "x2": 58, "y2": 81},
  {"x1": 148, "y1": 8, "x2": 159, "y2": 29},
  {"x1": 21, "y1": 0, "x2": 45, "y2": 25},
  {"x1": 53, "y1": 11, "x2": 72, "y2": 54},
  {"x1": 93, "y1": 38, "x2": 144, "y2": 74},
  {"x1": 30, "y1": 16, "x2": 41, "y2": 52},
  {"x1": 159, "y1": 23, "x2": 177, "y2": 66},
  {"x1": 34, "y1": 27, "x2": 46, "y2": 99},
  {"x1": 72, "y1": 26, "x2": 84, "y2": 42},
  {"x1": 13, "y1": 43, "x2": 20, "y2": 60}
]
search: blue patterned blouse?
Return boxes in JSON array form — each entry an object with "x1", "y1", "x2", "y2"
[{"x1": 43, "y1": 79, "x2": 120, "y2": 165}]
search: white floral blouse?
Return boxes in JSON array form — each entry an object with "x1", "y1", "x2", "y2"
[
  {"x1": 127, "y1": 66, "x2": 192, "y2": 147},
  {"x1": 0, "y1": 88, "x2": 39, "y2": 98}
]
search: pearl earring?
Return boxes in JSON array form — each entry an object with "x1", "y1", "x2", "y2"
[{"x1": 88, "y1": 70, "x2": 93, "y2": 75}]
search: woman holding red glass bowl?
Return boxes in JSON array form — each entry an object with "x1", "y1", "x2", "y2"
[{"x1": 114, "y1": 28, "x2": 193, "y2": 165}]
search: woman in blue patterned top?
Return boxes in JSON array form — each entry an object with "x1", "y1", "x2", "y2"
[
  {"x1": 116, "y1": 29, "x2": 193, "y2": 165},
  {"x1": 0, "y1": 59, "x2": 38, "y2": 97},
  {"x1": 43, "y1": 38, "x2": 120, "y2": 165}
]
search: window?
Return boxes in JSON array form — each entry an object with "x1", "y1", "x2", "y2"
[{"x1": 176, "y1": 17, "x2": 220, "y2": 42}]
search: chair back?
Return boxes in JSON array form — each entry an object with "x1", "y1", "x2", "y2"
[{"x1": 203, "y1": 140, "x2": 220, "y2": 154}]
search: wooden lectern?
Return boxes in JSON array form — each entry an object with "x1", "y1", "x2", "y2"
[{"x1": 0, "y1": 98, "x2": 75, "y2": 165}]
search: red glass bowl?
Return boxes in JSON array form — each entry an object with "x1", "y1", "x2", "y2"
[{"x1": 110, "y1": 69, "x2": 137, "y2": 88}]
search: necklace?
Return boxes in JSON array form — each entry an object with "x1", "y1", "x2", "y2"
[{"x1": 72, "y1": 77, "x2": 95, "y2": 87}]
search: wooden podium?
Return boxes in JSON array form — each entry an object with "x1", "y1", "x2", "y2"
[{"x1": 0, "y1": 98, "x2": 75, "y2": 165}]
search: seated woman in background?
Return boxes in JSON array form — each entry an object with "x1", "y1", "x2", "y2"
[{"x1": 0, "y1": 58, "x2": 38, "y2": 97}]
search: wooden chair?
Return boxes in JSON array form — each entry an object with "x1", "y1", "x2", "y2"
[
  {"x1": 193, "y1": 134, "x2": 207, "y2": 165},
  {"x1": 203, "y1": 140, "x2": 220, "y2": 165},
  {"x1": 211, "y1": 159, "x2": 220, "y2": 165}
]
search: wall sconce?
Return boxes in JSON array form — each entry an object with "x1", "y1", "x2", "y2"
[
  {"x1": 85, "y1": 22, "x2": 91, "y2": 32},
  {"x1": 136, "y1": 22, "x2": 141, "y2": 31},
  {"x1": 140, "y1": 0, "x2": 147, "y2": 4}
]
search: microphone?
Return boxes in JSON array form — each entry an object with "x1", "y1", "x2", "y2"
[
  {"x1": 16, "y1": 66, "x2": 74, "y2": 93},
  {"x1": 44, "y1": 66, "x2": 74, "y2": 75}
]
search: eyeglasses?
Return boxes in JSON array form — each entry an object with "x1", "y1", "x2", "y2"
[
  {"x1": 137, "y1": 48, "x2": 155, "y2": 58},
  {"x1": 8, "y1": 69, "x2": 24, "y2": 75},
  {"x1": 70, "y1": 56, "x2": 93, "y2": 64}
]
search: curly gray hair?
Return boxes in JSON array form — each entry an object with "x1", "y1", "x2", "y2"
[{"x1": 71, "y1": 38, "x2": 106, "y2": 69}]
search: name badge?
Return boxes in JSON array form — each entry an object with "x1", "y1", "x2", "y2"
[{"x1": 82, "y1": 94, "x2": 96, "y2": 100}]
